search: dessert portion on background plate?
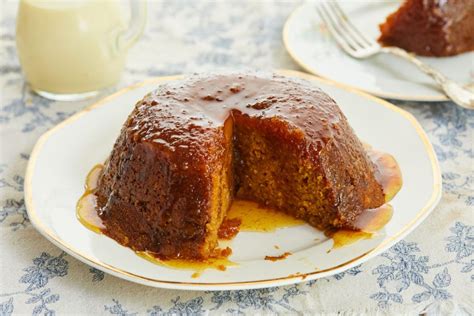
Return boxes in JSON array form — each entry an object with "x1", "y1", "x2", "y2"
[
  {"x1": 283, "y1": 1, "x2": 473, "y2": 100},
  {"x1": 378, "y1": 0, "x2": 474, "y2": 57},
  {"x1": 78, "y1": 73, "x2": 402, "y2": 263}
]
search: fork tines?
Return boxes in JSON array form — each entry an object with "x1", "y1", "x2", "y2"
[{"x1": 316, "y1": 0, "x2": 379, "y2": 58}]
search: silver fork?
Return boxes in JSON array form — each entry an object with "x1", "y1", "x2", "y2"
[{"x1": 316, "y1": 0, "x2": 474, "y2": 110}]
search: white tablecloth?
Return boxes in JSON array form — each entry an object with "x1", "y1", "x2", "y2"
[{"x1": 1, "y1": 1, "x2": 472, "y2": 315}]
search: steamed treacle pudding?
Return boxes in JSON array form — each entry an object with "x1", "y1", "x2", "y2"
[{"x1": 78, "y1": 73, "x2": 403, "y2": 261}]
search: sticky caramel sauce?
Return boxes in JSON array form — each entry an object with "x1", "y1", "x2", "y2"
[
  {"x1": 368, "y1": 149, "x2": 402, "y2": 203},
  {"x1": 330, "y1": 146, "x2": 402, "y2": 249},
  {"x1": 363, "y1": 143, "x2": 402, "y2": 204},
  {"x1": 354, "y1": 203, "x2": 394, "y2": 232},
  {"x1": 218, "y1": 218, "x2": 242, "y2": 240},
  {"x1": 224, "y1": 200, "x2": 305, "y2": 232},
  {"x1": 137, "y1": 250, "x2": 236, "y2": 279},
  {"x1": 77, "y1": 146, "x2": 402, "y2": 270},
  {"x1": 286, "y1": 272, "x2": 308, "y2": 280},
  {"x1": 331, "y1": 204, "x2": 394, "y2": 249},
  {"x1": 76, "y1": 165, "x2": 104, "y2": 233},
  {"x1": 77, "y1": 164, "x2": 235, "y2": 277},
  {"x1": 265, "y1": 252, "x2": 292, "y2": 262}
]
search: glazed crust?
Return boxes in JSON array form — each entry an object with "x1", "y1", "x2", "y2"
[{"x1": 95, "y1": 73, "x2": 385, "y2": 259}]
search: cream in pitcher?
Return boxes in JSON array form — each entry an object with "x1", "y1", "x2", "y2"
[{"x1": 16, "y1": 0, "x2": 146, "y2": 100}]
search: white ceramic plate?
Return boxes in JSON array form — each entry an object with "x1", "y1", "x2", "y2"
[
  {"x1": 25, "y1": 70, "x2": 441, "y2": 291},
  {"x1": 283, "y1": 1, "x2": 474, "y2": 101}
]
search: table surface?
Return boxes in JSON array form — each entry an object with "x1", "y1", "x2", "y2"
[{"x1": 1, "y1": 1, "x2": 472, "y2": 315}]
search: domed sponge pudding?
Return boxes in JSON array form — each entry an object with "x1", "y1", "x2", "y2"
[{"x1": 92, "y1": 73, "x2": 394, "y2": 260}]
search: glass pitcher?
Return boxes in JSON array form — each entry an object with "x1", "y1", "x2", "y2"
[{"x1": 16, "y1": 0, "x2": 147, "y2": 101}]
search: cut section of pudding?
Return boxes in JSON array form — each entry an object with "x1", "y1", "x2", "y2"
[{"x1": 378, "y1": 0, "x2": 474, "y2": 57}]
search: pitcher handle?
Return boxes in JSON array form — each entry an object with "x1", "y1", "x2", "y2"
[{"x1": 116, "y1": 0, "x2": 147, "y2": 53}]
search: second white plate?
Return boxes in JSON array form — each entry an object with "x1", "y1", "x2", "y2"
[
  {"x1": 283, "y1": 0, "x2": 474, "y2": 101},
  {"x1": 25, "y1": 70, "x2": 441, "y2": 291}
]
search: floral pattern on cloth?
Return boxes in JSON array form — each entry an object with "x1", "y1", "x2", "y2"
[{"x1": 0, "y1": 0, "x2": 472, "y2": 314}]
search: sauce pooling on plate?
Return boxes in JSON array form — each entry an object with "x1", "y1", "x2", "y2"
[
  {"x1": 77, "y1": 146, "x2": 402, "y2": 271},
  {"x1": 76, "y1": 165, "x2": 104, "y2": 234},
  {"x1": 329, "y1": 145, "x2": 402, "y2": 249},
  {"x1": 77, "y1": 164, "x2": 235, "y2": 277}
]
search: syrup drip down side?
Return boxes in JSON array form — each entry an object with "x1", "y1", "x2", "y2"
[
  {"x1": 92, "y1": 73, "x2": 392, "y2": 263},
  {"x1": 76, "y1": 145, "x2": 402, "y2": 275},
  {"x1": 330, "y1": 145, "x2": 402, "y2": 249},
  {"x1": 77, "y1": 164, "x2": 236, "y2": 277}
]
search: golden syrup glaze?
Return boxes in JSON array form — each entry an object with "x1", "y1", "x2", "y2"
[
  {"x1": 217, "y1": 218, "x2": 241, "y2": 240},
  {"x1": 96, "y1": 73, "x2": 388, "y2": 261},
  {"x1": 76, "y1": 164, "x2": 104, "y2": 233},
  {"x1": 137, "y1": 251, "x2": 236, "y2": 279},
  {"x1": 76, "y1": 146, "x2": 402, "y2": 269},
  {"x1": 328, "y1": 145, "x2": 401, "y2": 250},
  {"x1": 286, "y1": 272, "x2": 308, "y2": 280},
  {"x1": 77, "y1": 164, "x2": 236, "y2": 276},
  {"x1": 265, "y1": 252, "x2": 292, "y2": 262},
  {"x1": 331, "y1": 204, "x2": 394, "y2": 249},
  {"x1": 363, "y1": 142, "x2": 403, "y2": 203},
  {"x1": 225, "y1": 200, "x2": 305, "y2": 232}
]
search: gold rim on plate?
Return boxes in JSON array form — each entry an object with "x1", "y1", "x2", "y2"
[
  {"x1": 24, "y1": 70, "x2": 442, "y2": 289},
  {"x1": 282, "y1": 4, "x2": 450, "y2": 102}
]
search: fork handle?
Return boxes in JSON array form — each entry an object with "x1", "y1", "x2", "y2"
[{"x1": 381, "y1": 46, "x2": 474, "y2": 110}]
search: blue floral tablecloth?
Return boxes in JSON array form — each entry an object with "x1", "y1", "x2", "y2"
[{"x1": 1, "y1": 1, "x2": 472, "y2": 315}]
